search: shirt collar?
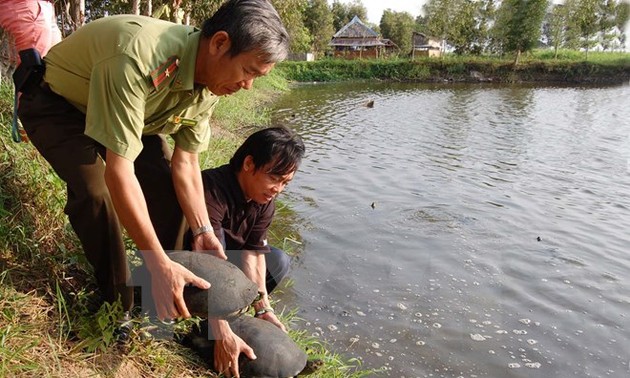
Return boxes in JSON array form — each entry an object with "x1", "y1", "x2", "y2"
[{"x1": 221, "y1": 165, "x2": 249, "y2": 206}]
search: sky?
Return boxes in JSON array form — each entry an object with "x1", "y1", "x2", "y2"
[{"x1": 328, "y1": 0, "x2": 425, "y2": 25}]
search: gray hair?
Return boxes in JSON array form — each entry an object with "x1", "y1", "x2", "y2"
[{"x1": 201, "y1": 0, "x2": 289, "y2": 63}]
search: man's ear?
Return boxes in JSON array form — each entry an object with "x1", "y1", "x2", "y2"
[
  {"x1": 208, "y1": 31, "x2": 231, "y2": 56},
  {"x1": 243, "y1": 155, "x2": 255, "y2": 172}
]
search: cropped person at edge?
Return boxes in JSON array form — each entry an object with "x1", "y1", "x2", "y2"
[
  {"x1": 15, "y1": 1, "x2": 289, "y2": 377},
  {"x1": 0, "y1": 0, "x2": 62, "y2": 64}
]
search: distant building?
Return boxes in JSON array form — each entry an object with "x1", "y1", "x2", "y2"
[
  {"x1": 287, "y1": 52, "x2": 315, "y2": 62},
  {"x1": 329, "y1": 16, "x2": 395, "y2": 59},
  {"x1": 412, "y1": 32, "x2": 442, "y2": 58}
]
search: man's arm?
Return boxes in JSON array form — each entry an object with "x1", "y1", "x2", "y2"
[
  {"x1": 170, "y1": 146, "x2": 226, "y2": 258},
  {"x1": 209, "y1": 318, "x2": 256, "y2": 378},
  {"x1": 241, "y1": 250, "x2": 287, "y2": 332},
  {"x1": 104, "y1": 149, "x2": 210, "y2": 320}
]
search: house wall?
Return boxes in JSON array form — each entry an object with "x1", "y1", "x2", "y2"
[
  {"x1": 413, "y1": 49, "x2": 441, "y2": 58},
  {"x1": 288, "y1": 52, "x2": 315, "y2": 61},
  {"x1": 333, "y1": 48, "x2": 379, "y2": 59}
]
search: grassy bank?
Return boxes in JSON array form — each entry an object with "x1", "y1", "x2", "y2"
[
  {"x1": 0, "y1": 71, "x2": 373, "y2": 377},
  {"x1": 278, "y1": 50, "x2": 630, "y2": 84}
]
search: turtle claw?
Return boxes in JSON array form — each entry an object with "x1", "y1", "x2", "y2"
[{"x1": 298, "y1": 358, "x2": 324, "y2": 376}]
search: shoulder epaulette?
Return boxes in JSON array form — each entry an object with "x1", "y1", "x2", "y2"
[{"x1": 150, "y1": 55, "x2": 179, "y2": 89}]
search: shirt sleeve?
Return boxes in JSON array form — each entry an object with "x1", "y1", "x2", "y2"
[
  {"x1": 84, "y1": 54, "x2": 149, "y2": 161},
  {"x1": 204, "y1": 177, "x2": 227, "y2": 239},
  {"x1": 171, "y1": 98, "x2": 217, "y2": 154}
]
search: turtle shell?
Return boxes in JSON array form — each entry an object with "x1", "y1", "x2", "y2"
[
  {"x1": 183, "y1": 316, "x2": 308, "y2": 378},
  {"x1": 168, "y1": 251, "x2": 258, "y2": 318},
  {"x1": 233, "y1": 316, "x2": 308, "y2": 378}
]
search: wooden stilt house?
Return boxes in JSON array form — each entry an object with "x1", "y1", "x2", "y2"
[{"x1": 329, "y1": 16, "x2": 386, "y2": 59}]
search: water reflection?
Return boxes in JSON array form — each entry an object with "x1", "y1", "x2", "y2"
[{"x1": 273, "y1": 82, "x2": 630, "y2": 377}]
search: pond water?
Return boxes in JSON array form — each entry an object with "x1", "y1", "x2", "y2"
[{"x1": 271, "y1": 81, "x2": 630, "y2": 378}]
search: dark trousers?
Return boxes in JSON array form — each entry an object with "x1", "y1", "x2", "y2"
[
  {"x1": 225, "y1": 246, "x2": 290, "y2": 294},
  {"x1": 17, "y1": 84, "x2": 182, "y2": 311},
  {"x1": 182, "y1": 229, "x2": 291, "y2": 294}
]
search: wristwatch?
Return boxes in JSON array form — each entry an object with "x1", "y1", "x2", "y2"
[{"x1": 192, "y1": 224, "x2": 211, "y2": 237}]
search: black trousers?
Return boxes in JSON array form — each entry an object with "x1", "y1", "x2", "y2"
[{"x1": 17, "y1": 83, "x2": 183, "y2": 311}]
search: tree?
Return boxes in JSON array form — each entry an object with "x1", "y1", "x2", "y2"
[
  {"x1": 561, "y1": 0, "x2": 583, "y2": 49},
  {"x1": 415, "y1": 14, "x2": 429, "y2": 34},
  {"x1": 423, "y1": 0, "x2": 455, "y2": 54},
  {"x1": 447, "y1": 0, "x2": 483, "y2": 55},
  {"x1": 379, "y1": 9, "x2": 415, "y2": 54},
  {"x1": 331, "y1": 0, "x2": 367, "y2": 31},
  {"x1": 304, "y1": 0, "x2": 335, "y2": 57},
  {"x1": 55, "y1": 0, "x2": 86, "y2": 33},
  {"x1": 614, "y1": 0, "x2": 630, "y2": 50},
  {"x1": 477, "y1": 0, "x2": 496, "y2": 53},
  {"x1": 571, "y1": 0, "x2": 600, "y2": 58},
  {"x1": 599, "y1": 0, "x2": 618, "y2": 50},
  {"x1": 492, "y1": 0, "x2": 548, "y2": 64},
  {"x1": 181, "y1": 0, "x2": 223, "y2": 26},
  {"x1": 271, "y1": 0, "x2": 312, "y2": 53},
  {"x1": 544, "y1": 4, "x2": 569, "y2": 57}
]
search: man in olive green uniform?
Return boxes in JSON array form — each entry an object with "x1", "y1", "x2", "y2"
[{"x1": 17, "y1": 1, "x2": 288, "y2": 376}]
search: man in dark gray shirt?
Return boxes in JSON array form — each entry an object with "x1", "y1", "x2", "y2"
[{"x1": 180, "y1": 126, "x2": 305, "y2": 372}]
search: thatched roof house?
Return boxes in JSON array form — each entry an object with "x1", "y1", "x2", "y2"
[{"x1": 329, "y1": 16, "x2": 393, "y2": 59}]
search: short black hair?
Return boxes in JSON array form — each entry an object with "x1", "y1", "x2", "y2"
[{"x1": 230, "y1": 126, "x2": 305, "y2": 175}]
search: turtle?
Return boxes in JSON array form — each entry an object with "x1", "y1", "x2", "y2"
[
  {"x1": 182, "y1": 315, "x2": 324, "y2": 377},
  {"x1": 168, "y1": 251, "x2": 259, "y2": 318}
]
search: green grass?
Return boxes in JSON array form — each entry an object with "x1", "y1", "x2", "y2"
[
  {"x1": 0, "y1": 73, "x2": 374, "y2": 377},
  {"x1": 277, "y1": 51, "x2": 630, "y2": 84}
]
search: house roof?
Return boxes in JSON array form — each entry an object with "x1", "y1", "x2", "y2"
[
  {"x1": 412, "y1": 31, "x2": 441, "y2": 49},
  {"x1": 329, "y1": 38, "x2": 386, "y2": 47},
  {"x1": 332, "y1": 16, "x2": 379, "y2": 39},
  {"x1": 380, "y1": 39, "x2": 399, "y2": 48}
]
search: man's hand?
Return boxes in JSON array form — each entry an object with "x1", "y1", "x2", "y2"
[
  {"x1": 192, "y1": 231, "x2": 227, "y2": 260},
  {"x1": 210, "y1": 319, "x2": 256, "y2": 378},
  {"x1": 258, "y1": 311, "x2": 287, "y2": 333},
  {"x1": 148, "y1": 258, "x2": 210, "y2": 320}
]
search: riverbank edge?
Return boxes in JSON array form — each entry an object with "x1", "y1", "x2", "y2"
[{"x1": 278, "y1": 58, "x2": 630, "y2": 85}]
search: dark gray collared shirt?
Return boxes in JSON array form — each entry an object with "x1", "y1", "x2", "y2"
[{"x1": 201, "y1": 164, "x2": 274, "y2": 252}]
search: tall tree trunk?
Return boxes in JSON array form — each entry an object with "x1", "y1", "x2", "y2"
[
  {"x1": 513, "y1": 49, "x2": 521, "y2": 67},
  {"x1": 171, "y1": 0, "x2": 183, "y2": 24},
  {"x1": 69, "y1": 0, "x2": 85, "y2": 32},
  {"x1": 132, "y1": 0, "x2": 141, "y2": 15},
  {"x1": 145, "y1": 0, "x2": 153, "y2": 17}
]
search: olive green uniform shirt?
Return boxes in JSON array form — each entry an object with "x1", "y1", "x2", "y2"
[{"x1": 44, "y1": 15, "x2": 218, "y2": 160}]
